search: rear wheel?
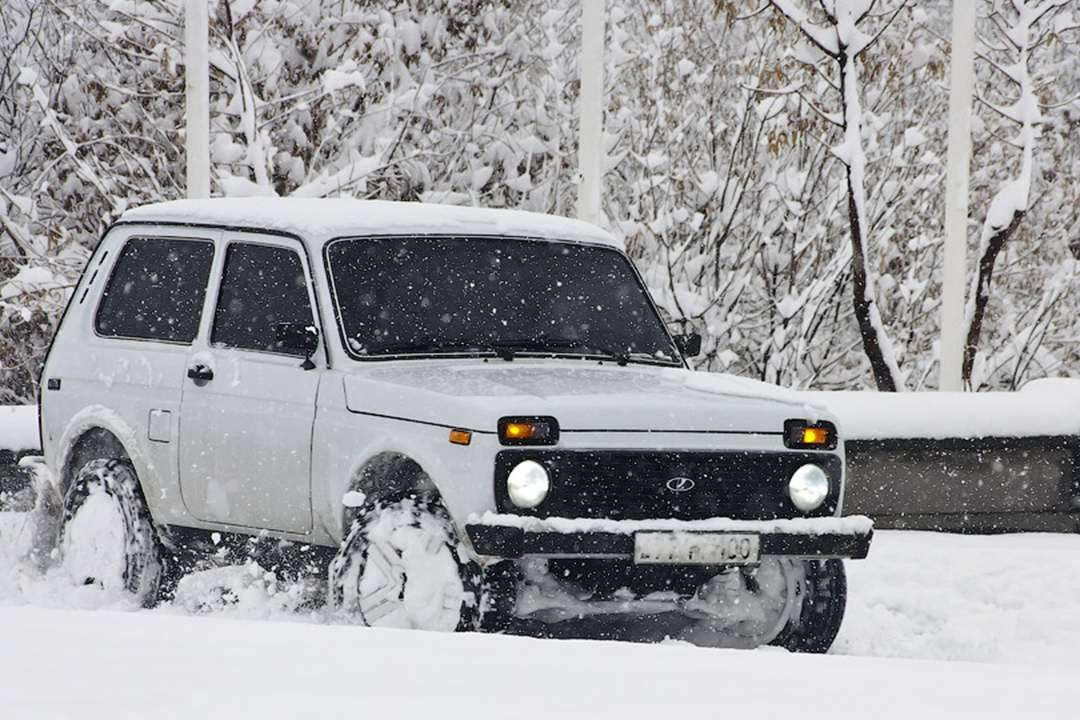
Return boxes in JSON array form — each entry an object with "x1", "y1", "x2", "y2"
[
  {"x1": 57, "y1": 458, "x2": 164, "y2": 607},
  {"x1": 329, "y1": 495, "x2": 481, "y2": 631}
]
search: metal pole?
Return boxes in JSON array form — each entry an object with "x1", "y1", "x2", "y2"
[
  {"x1": 185, "y1": 0, "x2": 210, "y2": 199},
  {"x1": 939, "y1": 0, "x2": 976, "y2": 391},
  {"x1": 576, "y1": 0, "x2": 606, "y2": 225}
]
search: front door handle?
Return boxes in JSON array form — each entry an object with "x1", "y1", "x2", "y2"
[{"x1": 187, "y1": 364, "x2": 214, "y2": 382}]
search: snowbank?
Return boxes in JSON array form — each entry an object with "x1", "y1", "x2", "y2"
[
  {"x1": 1, "y1": 534, "x2": 1078, "y2": 719},
  {"x1": 0, "y1": 406, "x2": 38, "y2": 451},
  {"x1": 804, "y1": 378, "x2": 1080, "y2": 441},
  {"x1": 5, "y1": 511, "x2": 1080, "y2": 667}
]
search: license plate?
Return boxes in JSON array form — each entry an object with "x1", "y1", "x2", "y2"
[{"x1": 633, "y1": 532, "x2": 761, "y2": 565}]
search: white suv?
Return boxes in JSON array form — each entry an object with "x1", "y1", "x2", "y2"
[{"x1": 40, "y1": 198, "x2": 871, "y2": 650}]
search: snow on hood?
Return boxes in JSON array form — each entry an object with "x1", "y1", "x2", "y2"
[{"x1": 342, "y1": 361, "x2": 822, "y2": 434}]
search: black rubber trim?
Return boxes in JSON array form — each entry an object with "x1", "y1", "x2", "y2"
[
  {"x1": 466, "y1": 524, "x2": 873, "y2": 560},
  {"x1": 345, "y1": 408, "x2": 496, "y2": 434}
]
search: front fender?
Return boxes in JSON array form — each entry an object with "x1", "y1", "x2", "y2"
[{"x1": 314, "y1": 407, "x2": 499, "y2": 545}]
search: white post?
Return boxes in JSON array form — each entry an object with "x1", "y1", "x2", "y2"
[
  {"x1": 576, "y1": 0, "x2": 606, "y2": 225},
  {"x1": 939, "y1": 0, "x2": 976, "y2": 391},
  {"x1": 185, "y1": 0, "x2": 210, "y2": 199}
]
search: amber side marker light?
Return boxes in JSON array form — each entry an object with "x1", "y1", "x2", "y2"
[
  {"x1": 498, "y1": 416, "x2": 560, "y2": 446},
  {"x1": 449, "y1": 429, "x2": 472, "y2": 446},
  {"x1": 783, "y1": 419, "x2": 837, "y2": 450}
]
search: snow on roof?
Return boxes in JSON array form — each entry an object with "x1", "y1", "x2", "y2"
[{"x1": 118, "y1": 198, "x2": 622, "y2": 249}]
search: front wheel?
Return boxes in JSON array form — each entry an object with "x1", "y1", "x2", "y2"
[
  {"x1": 328, "y1": 495, "x2": 480, "y2": 631},
  {"x1": 57, "y1": 458, "x2": 165, "y2": 607},
  {"x1": 770, "y1": 559, "x2": 847, "y2": 653}
]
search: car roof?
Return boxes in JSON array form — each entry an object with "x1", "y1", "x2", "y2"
[{"x1": 118, "y1": 198, "x2": 622, "y2": 250}]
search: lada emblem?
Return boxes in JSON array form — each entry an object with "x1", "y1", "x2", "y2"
[{"x1": 665, "y1": 476, "x2": 696, "y2": 493}]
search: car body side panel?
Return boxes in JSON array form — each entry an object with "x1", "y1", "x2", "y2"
[{"x1": 40, "y1": 225, "x2": 223, "y2": 525}]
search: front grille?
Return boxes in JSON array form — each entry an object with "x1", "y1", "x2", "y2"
[{"x1": 494, "y1": 450, "x2": 842, "y2": 520}]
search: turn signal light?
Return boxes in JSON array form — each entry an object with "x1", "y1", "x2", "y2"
[
  {"x1": 784, "y1": 419, "x2": 837, "y2": 450},
  {"x1": 448, "y1": 429, "x2": 472, "y2": 446},
  {"x1": 498, "y1": 416, "x2": 560, "y2": 446}
]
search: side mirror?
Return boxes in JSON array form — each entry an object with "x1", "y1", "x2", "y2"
[
  {"x1": 674, "y1": 332, "x2": 702, "y2": 358},
  {"x1": 275, "y1": 322, "x2": 320, "y2": 359}
]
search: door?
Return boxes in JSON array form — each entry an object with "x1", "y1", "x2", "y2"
[{"x1": 179, "y1": 234, "x2": 320, "y2": 534}]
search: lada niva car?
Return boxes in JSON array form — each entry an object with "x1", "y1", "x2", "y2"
[{"x1": 40, "y1": 198, "x2": 871, "y2": 651}]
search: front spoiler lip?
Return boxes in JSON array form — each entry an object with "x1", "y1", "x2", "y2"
[{"x1": 466, "y1": 516, "x2": 873, "y2": 561}]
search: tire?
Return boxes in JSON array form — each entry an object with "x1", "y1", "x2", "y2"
[
  {"x1": 328, "y1": 495, "x2": 481, "y2": 631},
  {"x1": 479, "y1": 560, "x2": 520, "y2": 632},
  {"x1": 57, "y1": 458, "x2": 165, "y2": 607},
  {"x1": 771, "y1": 559, "x2": 847, "y2": 653}
]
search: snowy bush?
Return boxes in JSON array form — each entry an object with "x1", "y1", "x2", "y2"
[{"x1": 1, "y1": 0, "x2": 1078, "y2": 402}]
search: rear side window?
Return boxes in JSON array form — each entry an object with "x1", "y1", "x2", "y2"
[
  {"x1": 95, "y1": 237, "x2": 214, "y2": 343},
  {"x1": 211, "y1": 242, "x2": 313, "y2": 354}
]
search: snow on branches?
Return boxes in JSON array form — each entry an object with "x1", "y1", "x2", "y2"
[
  {"x1": 1, "y1": 0, "x2": 1079, "y2": 400},
  {"x1": 763, "y1": 0, "x2": 912, "y2": 391},
  {"x1": 961, "y1": 0, "x2": 1078, "y2": 387}
]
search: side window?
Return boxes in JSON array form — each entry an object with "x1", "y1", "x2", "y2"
[
  {"x1": 211, "y1": 242, "x2": 314, "y2": 354},
  {"x1": 95, "y1": 237, "x2": 214, "y2": 343}
]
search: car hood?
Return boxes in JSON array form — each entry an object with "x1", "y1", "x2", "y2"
[{"x1": 342, "y1": 360, "x2": 830, "y2": 434}]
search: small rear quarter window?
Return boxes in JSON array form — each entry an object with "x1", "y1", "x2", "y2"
[{"x1": 95, "y1": 237, "x2": 214, "y2": 343}]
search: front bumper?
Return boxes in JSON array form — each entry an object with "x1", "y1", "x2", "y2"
[{"x1": 466, "y1": 513, "x2": 873, "y2": 562}]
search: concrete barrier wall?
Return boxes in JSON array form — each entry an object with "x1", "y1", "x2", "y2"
[{"x1": 843, "y1": 436, "x2": 1080, "y2": 533}]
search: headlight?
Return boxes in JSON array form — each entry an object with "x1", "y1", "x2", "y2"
[
  {"x1": 507, "y1": 460, "x2": 550, "y2": 508},
  {"x1": 788, "y1": 464, "x2": 830, "y2": 512}
]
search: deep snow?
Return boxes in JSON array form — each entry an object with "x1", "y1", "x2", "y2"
[
  {"x1": 1, "y1": 603, "x2": 1074, "y2": 720},
  {"x1": 2, "y1": 510, "x2": 1079, "y2": 717}
]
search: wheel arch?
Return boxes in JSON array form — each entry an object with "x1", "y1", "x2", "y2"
[
  {"x1": 56, "y1": 406, "x2": 160, "y2": 514},
  {"x1": 62, "y1": 428, "x2": 129, "y2": 490},
  {"x1": 341, "y1": 451, "x2": 440, "y2": 531}
]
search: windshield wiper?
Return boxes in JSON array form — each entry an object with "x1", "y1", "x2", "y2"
[{"x1": 493, "y1": 338, "x2": 639, "y2": 366}]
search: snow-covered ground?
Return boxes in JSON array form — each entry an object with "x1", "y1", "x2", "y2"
[{"x1": 2, "y1": 510, "x2": 1078, "y2": 718}]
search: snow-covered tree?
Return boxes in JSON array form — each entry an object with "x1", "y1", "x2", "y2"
[
  {"x1": 2, "y1": 0, "x2": 1079, "y2": 401},
  {"x1": 962, "y1": 0, "x2": 1079, "y2": 385},
  {"x1": 762, "y1": 0, "x2": 912, "y2": 391}
]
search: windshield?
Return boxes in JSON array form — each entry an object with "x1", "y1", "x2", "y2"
[{"x1": 325, "y1": 236, "x2": 680, "y2": 365}]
